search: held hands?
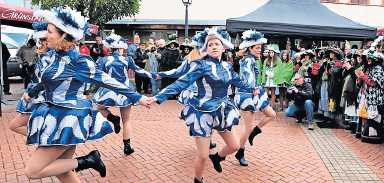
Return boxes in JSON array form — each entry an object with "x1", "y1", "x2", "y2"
[
  {"x1": 139, "y1": 96, "x2": 151, "y2": 108},
  {"x1": 147, "y1": 97, "x2": 157, "y2": 105},
  {"x1": 138, "y1": 96, "x2": 158, "y2": 108}
]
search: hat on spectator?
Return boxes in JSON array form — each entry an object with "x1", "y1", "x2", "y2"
[
  {"x1": 301, "y1": 49, "x2": 315, "y2": 58},
  {"x1": 166, "y1": 33, "x2": 179, "y2": 47},
  {"x1": 180, "y1": 38, "x2": 193, "y2": 50},
  {"x1": 294, "y1": 52, "x2": 302, "y2": 59},
  {"x1": 363, "y1": 49, "x2": 384, "y2": 63},
  {"x1": 325, "y1": 47, "x2": 343, "y2": 59},
  {"x1": 139, "y1": 40, "x2": 146, "y2": 45},
  {"x1": 266, "y1": 44, "x2": 280, "y2": 54}
]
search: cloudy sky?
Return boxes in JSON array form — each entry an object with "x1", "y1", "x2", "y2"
[
  {"x1": 134, "y1": 0, "x2": 268, "y2": 20},
  {"x1": 133, "y1": 0, "x2": 383, "y2": 27}
]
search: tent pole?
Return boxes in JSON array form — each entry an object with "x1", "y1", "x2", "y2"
[{"x1": 0, "y1": 19, "x2": 3, "y2": 116}]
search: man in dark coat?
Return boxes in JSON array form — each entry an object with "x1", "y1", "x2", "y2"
[
  {"x1": 133, "y1": 41, "x2": 150, "y2": 93},
  {"x1": 17, "y1": 39, "x2": 36, "y2": 89},
  {"x1": 1, "y1": 42, "x2": 11, "y2": 95},
  {"x1": 158, "y1": 35, "x2": 181, "y2": 89},
  {"x1": 90, "y1": 35, "x2": 105, "y2": 61}
]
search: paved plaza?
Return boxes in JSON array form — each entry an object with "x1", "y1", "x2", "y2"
[{"x1": 0, "y1": 83, "x2": 383, "y2": 183}]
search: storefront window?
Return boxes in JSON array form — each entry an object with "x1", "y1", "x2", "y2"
[{"x1": 133, "y1": 30, "x2": 177, "y2": 42}]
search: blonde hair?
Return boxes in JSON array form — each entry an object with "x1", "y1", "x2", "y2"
[{"x1": 186, "y1": 48, "x2": 204, "y2": 63}]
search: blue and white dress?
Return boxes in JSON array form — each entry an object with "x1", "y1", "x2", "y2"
[
  {"x1": 234, "y1": 54, "x2": 269, "y2": 112},
  {"x1": 155, "y1": 56, "x2": 254, "y2": 137},
  {"x1": 158, "y1": 59, "x2": 198, "y2": 105},
  {"x1": 93, "y1": 52, "x2": 155, "y2": 107},
  {"x1": 26, "y1": 49, "x2": 143, "y2": 146},
  {"x1": 16, "y1": 52, "x2": 51, "y2": 113}
]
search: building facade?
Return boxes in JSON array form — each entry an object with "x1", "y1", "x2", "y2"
[
  {"x1": 105, "y1": 19, "x2": 225, "y2": 43},
  {"x1": 321, "y1": 0, "x2": 384, "y2": 6}
]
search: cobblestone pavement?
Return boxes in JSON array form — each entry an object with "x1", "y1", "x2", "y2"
[
  {"x1": 304, "y1": 127, "x2": 382, "y2": 183},
  {"x1": 333, "y1": 129, "x2": 384, "y2": 181},
  {"x1": 0, "y1": 88, "x2": 383, "y2": 182}
]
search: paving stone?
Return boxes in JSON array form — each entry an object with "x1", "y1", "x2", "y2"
[
  {"x1": 0, "y1": 102, "x2": 334, "y2": 182},
  {"x1": 303, "y1": 127, "x2": 383, "y2": 183}
]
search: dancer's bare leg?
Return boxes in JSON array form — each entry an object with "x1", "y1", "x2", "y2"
[
  {"x1": 25, "y1": 146, "x2": 78, "y2": 180},
  {"x1": 257, "y1": 106, "x2": 276, "y2": 128},
  {"x1": 270, "y1": 88, "x2": 276, "y2": 110},
  {"x1": 55, "y1": 146, "x2": 81, "y2": 183},
  {"x1": 8, "y1": 113, "x2": 29, "y2": 136},
  {"x1": 120, "y1": 106, "x2": 132, "y2": 140},
  {"x1": 120, "y1": 106, "x2": 134, "y2": 155},
  {"x1": 238, "y1": 111, "x2": 254, "y2": 149},
  {"x1": 194, "y1": 137, "x2": 210, "y2": 181},
  {"x1": 218, "y1": 132, "x2": 239, "y2": 157}
]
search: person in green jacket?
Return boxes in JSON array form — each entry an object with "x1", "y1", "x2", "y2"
[
  {"x1": 261, "y1": 45, "x2": 282, "y2": 109},
  {"x1": 276, "y1": 50, "x2": 294, "y2": 111}
]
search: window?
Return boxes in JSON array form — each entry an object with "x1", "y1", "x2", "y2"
[{"x1": 133, "y1": 30, "x2": 177, "y2": 42}]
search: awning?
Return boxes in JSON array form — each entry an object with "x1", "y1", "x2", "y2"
[
  {"x1": 0, "y1": 3, "x2": 42, "y2": 28},
  {"x1": 0, "y1": 4, "x2": 99, "y2": 34},
  {"x1": 226, "y1": 0, "x2": 377, "y2": 40}
]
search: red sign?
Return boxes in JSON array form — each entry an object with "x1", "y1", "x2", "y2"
[{"x1": 0, "y1": 3, "x2": 43, "y2": 23}]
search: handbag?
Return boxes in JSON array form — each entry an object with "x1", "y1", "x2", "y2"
[
  {"x1": 328, "y1": 98, "x2": 335, "y2": 112},
  {"x1": 358, "y1": 94, "x2": 368, "y2": 119}
]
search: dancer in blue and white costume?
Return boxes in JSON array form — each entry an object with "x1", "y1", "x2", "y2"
[
  {"x1": 156, "y1": 33, "x2": 219, "y2": 149},
  {"x1": 93, "y1": 33, "x2": 155, "y2": 156},
  {"x1": 9, "y1": 21, "x2": 49, "y2": 136},
  {"x1": 233, "y1": 30, "x2": 276, "y2": 166},
  {"x1": 23, "y1": 7, "x2": 149, "y2": 182},
  {"x1": 148, "y1": 28, "x2": 257, "y2": 183}
]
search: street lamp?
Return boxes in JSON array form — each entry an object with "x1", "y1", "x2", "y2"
[{"x1": 182, "y1": 0, "x2": 192, "y2": 40}]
